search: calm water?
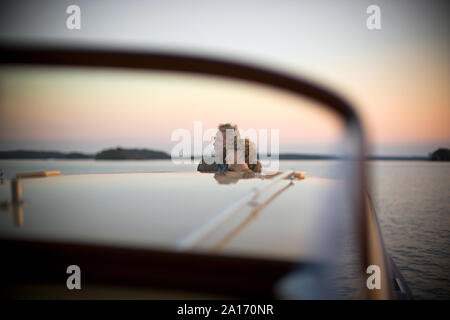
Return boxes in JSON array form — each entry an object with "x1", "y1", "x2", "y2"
[
  {"x1": 370, "y1": 161, "x2": 450, "y2": 300},
  {"x1": 0, "y1": 159, "x2": 448, "y2": 299}
]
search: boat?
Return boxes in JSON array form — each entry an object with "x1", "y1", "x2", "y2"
[{"x1": 0, "y1": 46, "x2": 412, "y2": 299}]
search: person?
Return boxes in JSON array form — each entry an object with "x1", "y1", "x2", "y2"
[
  {"x1": 226, "y1": 137, "x2": 261, "y2": 173},
  {"x1": 197, "y1": 123, "x2": 262, "y2": 174},
  {"x1": 197, "y1": 123, "x2": 238, "y2": 173},
  {"x1": 243, "y1": 137, "x2": 262, "y2": 173}
]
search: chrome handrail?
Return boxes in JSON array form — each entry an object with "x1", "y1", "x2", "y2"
[{"x1": 176, "y1": 170, "x2": 295, "y2": 250}]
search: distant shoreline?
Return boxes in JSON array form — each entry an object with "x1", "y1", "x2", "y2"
[
  {"x1": 0, "y1": 149, "x2": 440, "y2": 161},
  {"x1": 0, "y1": 148, "x2": 170, "y2": 161}
]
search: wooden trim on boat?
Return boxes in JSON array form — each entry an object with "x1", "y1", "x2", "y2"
[{"x1": 0, "y1": 239, "x2": 303, "y2": 299}]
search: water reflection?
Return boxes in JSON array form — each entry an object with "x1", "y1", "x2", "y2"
[
  {"x1": 213, "y1": 171, "x2": 256, "y2": 184},
  {"x1": 13, "y1": 205, "x2": 24, "y2": 227},
  {"x1": 0, "y1": 179, "x2": 25, "y2": 227},
  {"x1": 213, "y1": 171, "x2": 305, "y2": 185}
]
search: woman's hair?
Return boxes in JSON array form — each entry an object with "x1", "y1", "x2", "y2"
[
  {"x1": 215, "y1": 123, "x2": 239, "y2": 165},
  {"x1": 214, "y1": 124, "x2": 261, "y2": 173},
  {"x1": 227, "y1": 137, "x2": 261, "y2": 173},
  {"x1": 218, "y1": 123, "x2": 238, "y2": 133},
  {"x1": 243, "y1": 138, "x2": 261, "y2": 173}
]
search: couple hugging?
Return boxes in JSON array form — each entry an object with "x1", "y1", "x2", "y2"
[{"x1": 197, "y1": 123, "x2": 262, "y2": 175}]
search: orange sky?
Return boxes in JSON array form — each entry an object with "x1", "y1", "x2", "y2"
[
  {"x1": 0, "y1": 0, "x2": 448, "y2": 155},
  {"x1": 0, "y1": 67, "x2": 344, "y2": 154}
]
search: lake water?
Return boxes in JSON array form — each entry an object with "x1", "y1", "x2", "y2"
[{"x1": 0, "y1": 159, "x2": 448, "y2": 299}]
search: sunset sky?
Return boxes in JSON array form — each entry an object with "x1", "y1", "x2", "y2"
[
  {"x1": 0, "y1": 0, "x2": 448, "y2": 156},
  {"x1": 0, "y1": 66, "x2": 344, "y2": 155}
]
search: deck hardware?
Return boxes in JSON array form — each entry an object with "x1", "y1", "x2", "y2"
[
  {"x1": 11, "y1": 179, "x2": 25, "y2": 227},
  {"x1": 16, "y1": 171, "x2": 60, "y2": 179},
  {"x1": 11, "y1": 179, "x2": 24, "y2": 205},
  {"x1": 177, "y1": 170, "x2": 295, "y2": 250},
  {"x1": 0, "y1": 200, "x2": 11, "y2": 212}
]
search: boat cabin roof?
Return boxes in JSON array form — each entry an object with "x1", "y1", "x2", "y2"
[{"x1": 0, "y1": 171, "x2": 349, "y2": 263}]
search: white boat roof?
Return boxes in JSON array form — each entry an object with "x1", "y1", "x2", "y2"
[{"x1": 0, "y1": 171, "x2": 350, "y2": 262}]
